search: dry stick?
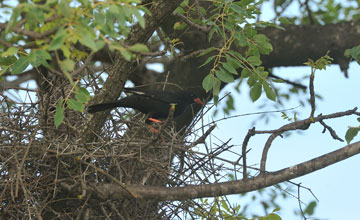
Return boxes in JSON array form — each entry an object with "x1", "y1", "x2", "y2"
[
  {"x1": 15, "y1": 129, "x2": 37, "y2": 197},
  {"x1": 191, "y1": 124, "x2": 216, "y2": 147},
  {"x1": 71, "y1": 51, "x2": 95, "y2": 78},
  {"x1": 296, "y1": 183, "x2": 308, "y2": 219},
  {"x1": 175, "y1": 124, "x2": 216, "y2": 181},
  {"x1": 81, "y1": 160, "x2": 138, "y2": 198}
]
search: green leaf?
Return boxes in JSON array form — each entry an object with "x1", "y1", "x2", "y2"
[
  {"x1": 133, "y1": 9, "x2": 146, "y2": 28},
  {"x1": 348, "y1": 45, "x2": 360, "y2": 63},
  {"x1": 95, "y1": 40, "x2": 106, "y2": 51},
  {"x1": 5, "y1": 7, "x2": 21, "y2": 33},
  {"x1": 222, "y1": 62, "x2": 238, "y2": 75},
  {"x1": 30, "y1": 6, "x2": 45, "y2": 24},
  {"x1": 304, "y1": 201, "x2": 317, "y2": 215},
  {"x1": 128, "y1": 43, "x2": 149, "y2": 53},
  {"x1": 247, "y1": 55, "x2": 262, "y2": 66},
  {"x1": 245, "y1": 24, "x2": 257, "y2": 38},
  {"x1": 28, "y1": 50, "x2": 51, "y2": 67},
  {"x1": 49, "y1": 28, "x2": 67, "y2": 51},
  {"x1": 234, "y1": 31, "x2": 248, "y2": 47},
  {"x1": 59, "y1": 0, "x2": 71, "y2": 17},
  {"x1": 271, "y1": 78, "x2": 284, "y2": 83},
  {"x1": 229, "y1": 4, "x2": 246, "y2": 16},
  {"x1": 253, "y1": 34, "x2": 273, "y2": 55},
  {"x1": 54, "y1": 99, "x2": 65, "y2": 128},
  {"x1": 202, "y1": 74, "x2": 215, "y2": 92},
  {"x1": 68, "y1": 99, "x2": 84, "y2": 112},
  {"x1": 345, "y1": 127, "x2": 360, "y2": 144},
  {"x1": 119, "y1": 47, "x2": 133, "y2": 61},
  {"x1": 173, "y1": 21, "x2": 187, "y2": 30},
  {"x1": 279, "y1": 17, "x2": 292, "y2": 24},
  {"x1": 241, "y1": 68, "x2": 252, "y2": 78},
  {"x1": 75, "y1": 87, "x2": 91, "y2": 103},
  {"x1": 250, "y1": 83, "x2": 262, "y2": 101},
  {"x1": 247, "y1": 73, "x2": 257, "y2": 86},
  {"x1": 11, "y1": 56, "x2": 30, "y2": 74},
  {"x1": 213, "y1": 77, "x2": 221, "y2": 96},
  {"x1": 226, "y1": 54, "x2": 244, "y2": 69},
  {"x1": 215, "y1": 68, "x2": 234, "y2": 83},
  {"x1": 2, "y1": 47, "x2": 19, "y2": 57},
  {"x1": 78, "y1": 31, "x2": 97, "y2": 51},
  {"x1": 208, "y1": 26, "x2": 220, "y2": 42},
  {"x1": 198, "y1": 47, "x2": 216, "y2": 57},
  {"x1": 0, "y1": 56, "x2": 17, "y2": 67},
  {"x1": 199, "y1": 55, "x2": 216, "y2": 68},
  {"x1": 60, "y1": 59, "x2": 75, "y2": 72},
  {"x1": 266, "y1": 213, "x2": 282, "y2": 220},
  {"x1": 263, "y1": 82, "x2": 276, "y2": 101},
  {"x1": 94, "y1": 12, "x2": 105, "y2": 26}
]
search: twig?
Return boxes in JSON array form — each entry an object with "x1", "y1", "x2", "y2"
[
  {"x1": 173, "y1": 12, "x2": 210, "y2": 33},
  {"x1": 194, "y1": 0, "x2": 205, "y2": 21},
  {"x1": 309, "y1": 69, "x2": 316, "y2": 118},
  {"x1": 71, "y1": 51, "x2": 95, "y2": 78},
  {"x1": 180, "y1": 49, "x2": 211, "y2": 61},
  {"x1": 304, "y1": 0, "x2": 315, "y2": 24},
  {"x1": 269, "y1": 73, "x2": 307, "y2": 90},
  {"x1": 319, "y1": 119, "x2": 344, "y2": 142},
  {"x1": 190, "y1": 124, "x2": 216, "y2": 147},
  {"x1": 81, "y1": 160, "x2": 138, "y2": 198},
  {"x1": 16, "y1": 129, "x2": 37, "y2": 197}
]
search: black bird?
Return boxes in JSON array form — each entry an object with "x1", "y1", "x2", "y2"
[{"x1": 87, "y1": 88, "x2": 204, "y2": 121}]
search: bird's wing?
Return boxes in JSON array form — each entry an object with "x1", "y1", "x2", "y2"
[{"x1": 123, "y1": 88, "x2": 182, "y2": 105}]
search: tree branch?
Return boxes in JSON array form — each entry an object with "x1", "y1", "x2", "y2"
[
  {"x1": 259, "y1": 108, "x2": 358, "y2": 171},
  {"x1": 88, "y1": 141, "x2": 360, "y2": 201}
]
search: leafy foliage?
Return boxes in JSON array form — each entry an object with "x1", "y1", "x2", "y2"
[
  {"x1": 0, "y1": 0, "x2": 149, "y2": 75},
  {"x1": 345, "y1": 45, "x2": 360, "y2": 64},
  {"x1": 175, "y1": 0, "x2": 278, "y2": 103}
]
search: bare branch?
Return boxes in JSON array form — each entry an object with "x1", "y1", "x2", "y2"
[{"x1": 259, "y1": 107, "x2": 358, "y2": 172}]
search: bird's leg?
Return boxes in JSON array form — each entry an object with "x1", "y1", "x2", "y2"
[{"x1": 148, "y1": 117, "x2": 162, "y2": 123}]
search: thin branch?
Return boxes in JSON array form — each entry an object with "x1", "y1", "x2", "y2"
[
  {"x1": 190, "y1": 124, "x2": 216, "y2": 147},
  {"x1": 71, "y1": 51, "x2": 95, "y2": 78},
  {"x1": 259, "y1": 107, "x2": 358, "y2": 172},
  {"x1": 269, "y1": 73, "x2": 307, "y2": 90},
  {"x1": 81, "y1": 160, "x2": 138, "y2": 198},
  {"x1": 319, "y1": 119, "x2": 344, "y2": 142},
  {"x1": 173, "y1": 12, "x2": 210, "y2": 33},
  {"x1": 309, "y1": 70, "x2": 316, "y2": 118},
  {"x1": 241, "y1": 127, "x2": 256, "y2": 179},
  {"x1": 304, "y1": 0, "x2": 315, "y2": 24}
]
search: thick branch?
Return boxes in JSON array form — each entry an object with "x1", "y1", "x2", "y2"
[{"x1": 90, "y1": 141, "x2": 360, "y2": 201}]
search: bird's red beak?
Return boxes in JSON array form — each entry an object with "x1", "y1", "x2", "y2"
[{"x1": 194, "y1": 98, "x2": 204, "y2": 105}]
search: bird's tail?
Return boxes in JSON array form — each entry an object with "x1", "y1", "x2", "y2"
[{"x1": 87, "y1": 102, "x2": 121, "y2": 113}]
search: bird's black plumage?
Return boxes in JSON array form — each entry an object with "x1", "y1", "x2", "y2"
[{"x1": 87, "y1": 88, "x2": 203, "y2": 120}]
